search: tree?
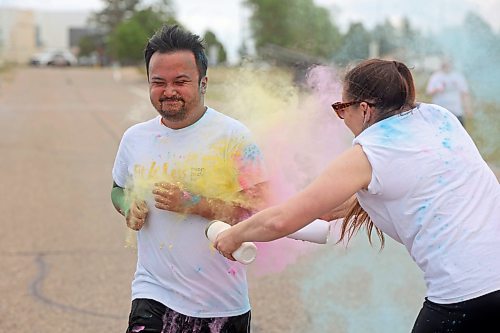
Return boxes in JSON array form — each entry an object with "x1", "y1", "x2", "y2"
[
  {"x1": 148, "y1": 0, "x2": 176, "y2": 19},
  {"x1": 244, "y1": 0, "x2": 342, "y2": 60},
  {"x1": 435, "y1": 11, "x2": 500, "y2": 102},
  {"x1": 370, "y1": 20, "x2": 399, "y2": 57},
  {"x1": 203, "y1": 30, "x2": 227, "y2": 65},
  {"x1": 238, "y1": 41, "x2": 250, "y2": 61},
  {"x1": 107, "y1": 8, "x2": 177, "y2": 65},
  {"x1": 78, "y1": 35, "x2": 99, "y2": 57},
  {"x1": 92, "y1": 0, "x2": 141, "y2": 33},
  {"x1": 91, "y1": 0, "x2": 178, "y2": 65},
  {"x1": 334, "y1": 22, "x2": 371, "y2": 65},
  {"x1": 397, "y1": 18, "x2": 435, "y2": 60}
]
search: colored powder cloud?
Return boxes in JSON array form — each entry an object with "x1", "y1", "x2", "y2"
[{"x1": 217, "y1": 63, "x2": 352, "y2": 276}]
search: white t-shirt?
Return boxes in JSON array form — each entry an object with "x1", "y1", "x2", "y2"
[
  {"x1": 112, "y1": 108, "x2": 267, "y2": 317},
  {"x1": 353, "y1": 103, "x2": 500, "y2": 304},
  {"x1": 426, "y1": 70, "x2": 468, "y2": 116}
]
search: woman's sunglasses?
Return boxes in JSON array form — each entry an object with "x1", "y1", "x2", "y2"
[{"x1": 331, "y1": 101, "x2": 376, "y2": 119}]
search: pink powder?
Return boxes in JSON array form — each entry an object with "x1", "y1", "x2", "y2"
[{"x1": 245, "y1": 64, "x2": 349, "y2": 276}]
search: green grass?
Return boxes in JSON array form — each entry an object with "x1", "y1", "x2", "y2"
[
  {"x1": 0, "y1": 62, "x2": 17, "y2": 90},
  {"x1": 468, "y1": 102, "x2": 500, "y2": 166},
  {"x1": 0, "y1": 61, "x2": 16, "y2": 76}
]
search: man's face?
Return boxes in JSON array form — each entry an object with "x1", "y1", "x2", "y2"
[{"x1": 148, "y1": 51, "x2": 207, "y2": 127}]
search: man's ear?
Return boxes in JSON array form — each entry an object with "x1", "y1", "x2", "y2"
[{"x1": 200, "y1": 77, "x2": 208, "y2": 94}]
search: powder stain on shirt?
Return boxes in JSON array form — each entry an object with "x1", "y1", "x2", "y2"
[
  {"x1": 126, "y1": 137, "x2": 262, "y2": 209},
  {"x1": 442, "y1": 138, "x2": 452, "y2": 149},
  {"x1": 227, "y1": 268, "x2": 237, "y2": 277}
]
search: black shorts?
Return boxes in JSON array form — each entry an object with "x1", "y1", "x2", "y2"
[
  {"x1": 126, "y1": 298, "x2": 251, "y2": 333},
  {"x1": 412, "y1": 289, "x2": 500, "y2": 333}
]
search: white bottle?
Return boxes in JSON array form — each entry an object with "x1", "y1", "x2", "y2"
[
  {"x1": 205, "y1": 220, "x2": 257, "y2": 264},
  {"x1": 286, "y1": 219, "x2": 331, "y2": 244}
]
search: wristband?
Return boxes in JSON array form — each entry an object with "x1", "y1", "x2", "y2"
[{"x1": 182, "y1": 190, "x2": 202, "y2": 207}]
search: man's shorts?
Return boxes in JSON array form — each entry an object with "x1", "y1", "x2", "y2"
[{"x1": 126, "y1": 298, "x2": 251, "y2": 333}]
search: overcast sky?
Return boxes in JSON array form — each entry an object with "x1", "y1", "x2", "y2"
[{"x1": 2, "y1": 0, "x2": 498, "y2": 63}]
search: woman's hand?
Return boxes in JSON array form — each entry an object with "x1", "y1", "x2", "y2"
[
  {"x1": 126, "y1": 200, "x2": 148, "y2": 231},
  {"x1": 213, "y1": 228, "x2": 242, "y2": 261}
]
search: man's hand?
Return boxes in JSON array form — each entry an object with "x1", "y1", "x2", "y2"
[
  {"x1": 126, "y1": 200, "x2": 148, "y2": 231},
  {"x1": 153, "y1": 182, "x2": 197, "y2": 214}
]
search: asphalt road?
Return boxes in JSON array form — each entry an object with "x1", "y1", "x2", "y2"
[
  {"x1": 0, "y1": 66, "x2": 429, "y2": 333},
  {"x1": 0, "y1": 67, "x2": 146, "y2": 332}
]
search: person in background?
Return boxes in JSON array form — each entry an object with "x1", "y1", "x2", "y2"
[
  {"x1": 426, "y1": 57, "x2": 472, "y2": 127},
  {"x1": 111, "y1": 25, "x2": 267, "y2": 333},
  {"x1": 215, "y1": 59, "x2": 500, "y2": 333}
]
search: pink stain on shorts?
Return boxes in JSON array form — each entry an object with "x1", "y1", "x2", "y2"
[{"x1": 209, "y1": 317, "x2": 228, "y2": 333}]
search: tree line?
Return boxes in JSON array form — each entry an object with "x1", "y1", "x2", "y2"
[
  {"x1": 77, "y1": 0, "x2": 499, "y2": 164},
  {"x1": 79, "y1": 0, "x2": 500, "y2": 76},
  {"x1": 78, "y1": 0, "x2": 225, "y2": 66}
]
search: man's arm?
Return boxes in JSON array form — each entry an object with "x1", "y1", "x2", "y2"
[
  {"x1": 152, "y1": 181, "x2": 270, "y2": 225},
  {"x1": 111, "y1": 181, "x2": 148, "y2": 230},
  {"x1": 193, "y1": 182, "x2": 269, "y2": 225},
  {"x1": 426, "y1": 73, "x2": 444, "y2": 96},
  {"x1": 111, "y1": 181, "x2": 129, "y2": 216}
]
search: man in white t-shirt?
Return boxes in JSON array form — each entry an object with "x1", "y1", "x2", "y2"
[
  {"x1": 426, "y1": 57, "x2": 471, "y2": 127},
  {"x1": 111, "y1": 25, "x2": 268, "y2": 333}
]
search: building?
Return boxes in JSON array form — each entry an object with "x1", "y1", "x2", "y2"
[{"x1": 0, "y1": 7, "x2": 91, "y2": 65}]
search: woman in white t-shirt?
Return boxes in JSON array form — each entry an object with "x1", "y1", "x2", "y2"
[{"x1": 214, "y1": 59, "x2": 500, "y2": 332}]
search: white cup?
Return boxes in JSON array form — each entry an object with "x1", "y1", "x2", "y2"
[{"x1": 205, "y1": 220, "x2": 257, "y2": 264}]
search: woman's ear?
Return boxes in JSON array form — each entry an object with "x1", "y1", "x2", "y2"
[
  {"x1": 360, "y1": 102, "x2": 368, "y2": 118},
  {"x1": 360, "y1": 103, "x2": 374, "y2": 126}
]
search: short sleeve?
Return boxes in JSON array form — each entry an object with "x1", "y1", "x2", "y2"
[
  {"x1": 426, "y1": 73, "x2": 440, "y2": 94},
  {"x1": 112, "y1": 133, "x2": 130, "y2": 188},
  {"x1": 229, "y1": 127, "x2": 268, "y2": 191}
]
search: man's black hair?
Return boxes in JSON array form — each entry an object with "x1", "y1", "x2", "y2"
[{"x1": 144, "y1": 25, "x2": 207, "y2": 82}]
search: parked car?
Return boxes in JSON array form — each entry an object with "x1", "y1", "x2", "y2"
[
  {"x1": 77, "y1": 53, "x2": 99, "y2": 66},
  {"x1": 30, "y1": 50, "x2": 78, "y2": 67}
]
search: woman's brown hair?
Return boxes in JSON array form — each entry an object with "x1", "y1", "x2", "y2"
[
  {"x1": 338, "y1": 59, "x2": 417, "y2": 248},
  {"x1": 344, "y1": 59, "x2": 416, "y2": 122}
]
